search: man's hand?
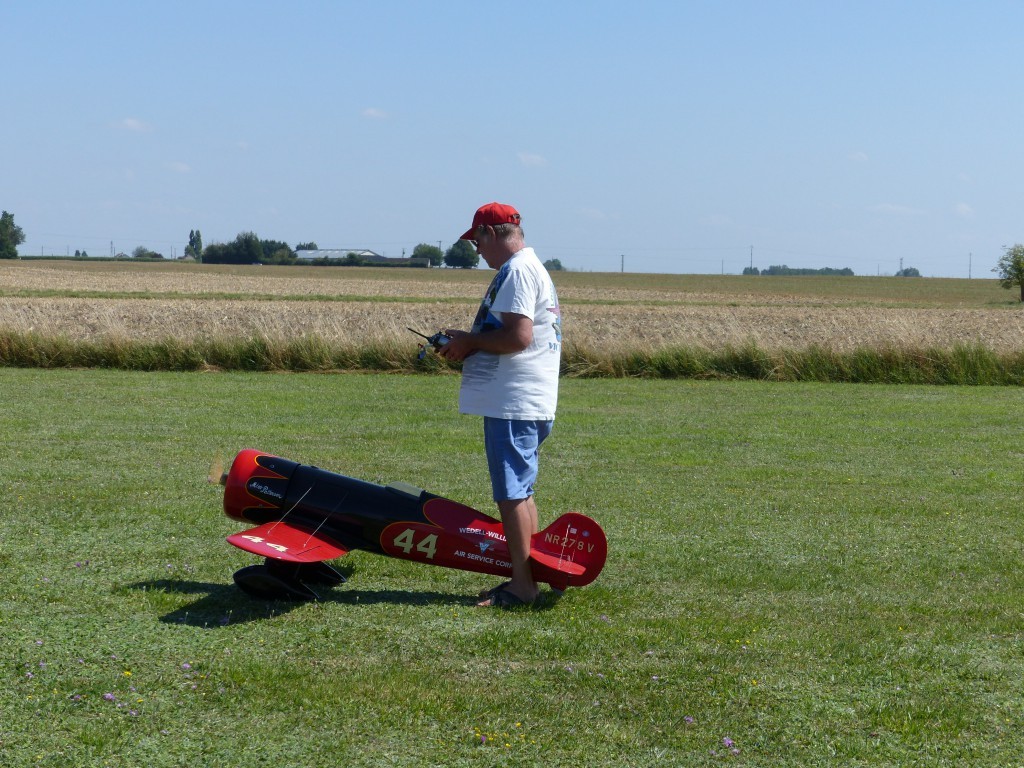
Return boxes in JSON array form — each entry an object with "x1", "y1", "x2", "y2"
[
  {"x1": 438, "y1": 329, "x2": 475, "y2": 362},
  {"x1": 438, "y1": 314, "x2": 533, "y2": 362}
]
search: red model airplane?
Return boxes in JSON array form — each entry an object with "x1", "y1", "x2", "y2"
[{"x1": 221, "y1": 449, "x2": 607, "y2": 601}]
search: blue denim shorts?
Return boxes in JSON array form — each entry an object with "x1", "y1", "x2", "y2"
[{"x1": 483, "y1": 417, "x2": 554, "y2": 502}]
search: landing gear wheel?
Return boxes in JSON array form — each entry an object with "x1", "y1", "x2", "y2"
[
  {"x1": 232, "y1": 563, "x2": 319, "y2": 601},
  {"x1": 294, "y1": 561, "x2": 346, "y2": 586}
]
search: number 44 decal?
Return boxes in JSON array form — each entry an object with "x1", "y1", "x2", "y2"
[
  {"x1": 240, "y1": 534, "x2": 289, "y2": 553},
  {"x1": 392, "y1": 528, "x2": 438, "y2": 560}
]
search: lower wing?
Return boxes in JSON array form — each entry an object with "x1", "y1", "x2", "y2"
[{"x1": 227, "y1": 521, "x2": 349, "y2": 563}]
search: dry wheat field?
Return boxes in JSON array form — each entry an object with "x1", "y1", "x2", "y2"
[{"x1": 1, "y1": 259, "x2": 1022, "y2": 353}]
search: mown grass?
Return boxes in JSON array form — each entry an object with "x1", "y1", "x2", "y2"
[
  {"x1": 1, "y1": 369, "x2": 1023, "y2": 766},
  {"x1": 569, "y1": 342, "x2": 1024, "y2": 385},
  {"x1": 2, "y1": 329, "x2": 1023, "y2": 384}
]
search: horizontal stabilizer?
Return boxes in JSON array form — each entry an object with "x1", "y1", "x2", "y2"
[
  {"x1": 227, "y1": 521, "x2": 348, "y2": 563},
  {"x1": 529, "y1": 548, "x2": 586, "y2": 576}
]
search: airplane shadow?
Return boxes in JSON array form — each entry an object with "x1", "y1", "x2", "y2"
[
  {"x1": 128, "y1": 578, "x2": 301, "y2": 626},
  {"x1": 128, "y1": 577, "x2": 497, "y2": 628}
]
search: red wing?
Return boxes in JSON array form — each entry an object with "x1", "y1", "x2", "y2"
[
  {"x1": 227, "y1": 521, "x2": 349, "y2": 563},
  {"x1": 422, "y1": 497, "x2": 504, "y2": 538}
]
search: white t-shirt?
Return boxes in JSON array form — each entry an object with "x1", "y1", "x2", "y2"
[{"x1": 459, "y1": 247, "x2": 561, "y2": 420}]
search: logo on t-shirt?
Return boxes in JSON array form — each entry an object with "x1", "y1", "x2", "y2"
[
  {"x1": 471, "y1": 264, "x2": 510, "y2": 334},
  {"x1": 547, "y1": 284, "x2": 562, "y2": 344}
]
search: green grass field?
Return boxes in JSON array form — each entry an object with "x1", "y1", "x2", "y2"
[{"x1": 1, "y1": 369, "x2": 1022, "y2": 766}]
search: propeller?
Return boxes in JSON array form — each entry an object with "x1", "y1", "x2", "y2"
[{"x1": 207, "y1": 456, "x2": 227, "y2": 486}]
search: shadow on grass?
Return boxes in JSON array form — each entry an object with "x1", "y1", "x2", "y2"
[
  {"x1": 127, "y1": 577, "x2": 543, "y2": 628},
  {"x1": 128, "y1": 578, "x2": 306, "y2": 626}
]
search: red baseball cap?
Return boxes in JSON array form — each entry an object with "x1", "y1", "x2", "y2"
[{"x1": 459, "y1": 202, "x2": 521, "y2": 240}]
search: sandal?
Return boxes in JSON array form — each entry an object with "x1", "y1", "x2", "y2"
[
  {"x1": 478, "y1": 581, "x2": 512, "y2": 600},
  {"x1": 482, "y1": 586, "x2": 537, "y2": 609}
]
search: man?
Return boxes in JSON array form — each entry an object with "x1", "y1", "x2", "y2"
[{"x1": 438, "y1": 202, "x2": 562, "y2": 608}]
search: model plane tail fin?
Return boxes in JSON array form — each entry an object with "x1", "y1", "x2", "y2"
[{"x1": 530, "y1": 512, "x2": 607, "y2": 590}]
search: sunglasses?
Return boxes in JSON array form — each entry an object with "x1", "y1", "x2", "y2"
[{"x1": 470, "y1": 225, "x2": 490, "y2": 249}]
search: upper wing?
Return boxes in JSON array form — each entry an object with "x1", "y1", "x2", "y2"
[
  {"x1": 227, "y1": 521, "x2": 349, "y2": 563},
  {"x1": 422, "y1": 497, "x2": 505, "y2": 538}
]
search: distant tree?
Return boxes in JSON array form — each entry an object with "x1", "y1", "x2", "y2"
[
  {"x1": 295, "y1": 241, "x2": 318, "y2": 251},
  {"x1": 0, "y1": 210, "x2": 26, "y2": 259},
  {"x1": 895, "y1": 267, "x2": 921, "y2": 277},
  {"x1": 444, "y1": 239, "x2": 479, "y2": 269},
  {"x1": 742, "y1": 266, "x2": 760, "y2": 275},
  {"x1": 132, "y1": 246, "x2": 164, "y2": 259},
  {"x1": 260, "y1": 239, "x2": 293, "y2": 264},
  {"x1": 993, "y1": 243, "x2": 1024, "y2": 302},
  {"x1": 194, "y1": 232, "x2": 299, "y2": 265},
  {"x1": 238, "y1": 232, "x2": 264, "y2": 264},
  {"x1": 413, "y1": 243, "x2": 443, "y2": 266},
  {"x1": 543, "y1": 258, "x2": 564, "y2": 271},
  {"x1": 202, "y1": 232, "x2": 264, "y2": 264},
  {"x1": 185, "y1": 229, "x2": 203, "y2": 261},
  {"x1": 201, "y1": 242, "x2": 229, "y2": 263},
  {"x1": 263, "y1": 246, "x2": 296, "y2": 265}
]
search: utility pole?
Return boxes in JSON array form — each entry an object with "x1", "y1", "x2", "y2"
[
  {"x1": 969, "y1": 252, "x2": 972, "y2": 279},
  {"x1": 750, "y1": 245, "x2": 753, "y2": 271},
  {"x1": 621, "y1": 254, "x2": 624, "y2": 273}
]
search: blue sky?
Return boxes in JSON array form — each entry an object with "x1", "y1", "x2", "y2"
[{"x1": 3, "y1": 1, "x2": 1020, "y2": 276}]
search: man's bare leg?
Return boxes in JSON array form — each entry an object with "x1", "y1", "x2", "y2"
[{"x1": 478, "y1": 496, "x2": 539, "y2": 605}]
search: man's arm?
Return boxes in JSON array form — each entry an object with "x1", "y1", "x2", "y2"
[{"x1": 439, "y1": 313, "x2": 532, "y2": 362}]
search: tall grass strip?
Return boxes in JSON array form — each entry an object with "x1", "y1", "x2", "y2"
[{"x1": 1, "y1": 330, "x2": 1022, "y2": 384}]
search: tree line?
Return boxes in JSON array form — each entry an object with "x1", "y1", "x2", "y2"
[
  {"x1": 2, "y1": 210, "x2": 1019, "y2": 297},
  {"x1": 194, "y1": 231, "x2": 562, "y2": 270},
  {"x1": 196, "y1": 231, "x2": 484, "y2": 268},
  {"x1": 0, "y1": 213, "x2": 567, "y2": 271},
  {"x1": 743, "y1": 265, "x2": 856, "y2": 276},
  {"x1": 742, "y1": 264, "x2": 932, "y2": 278}
]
